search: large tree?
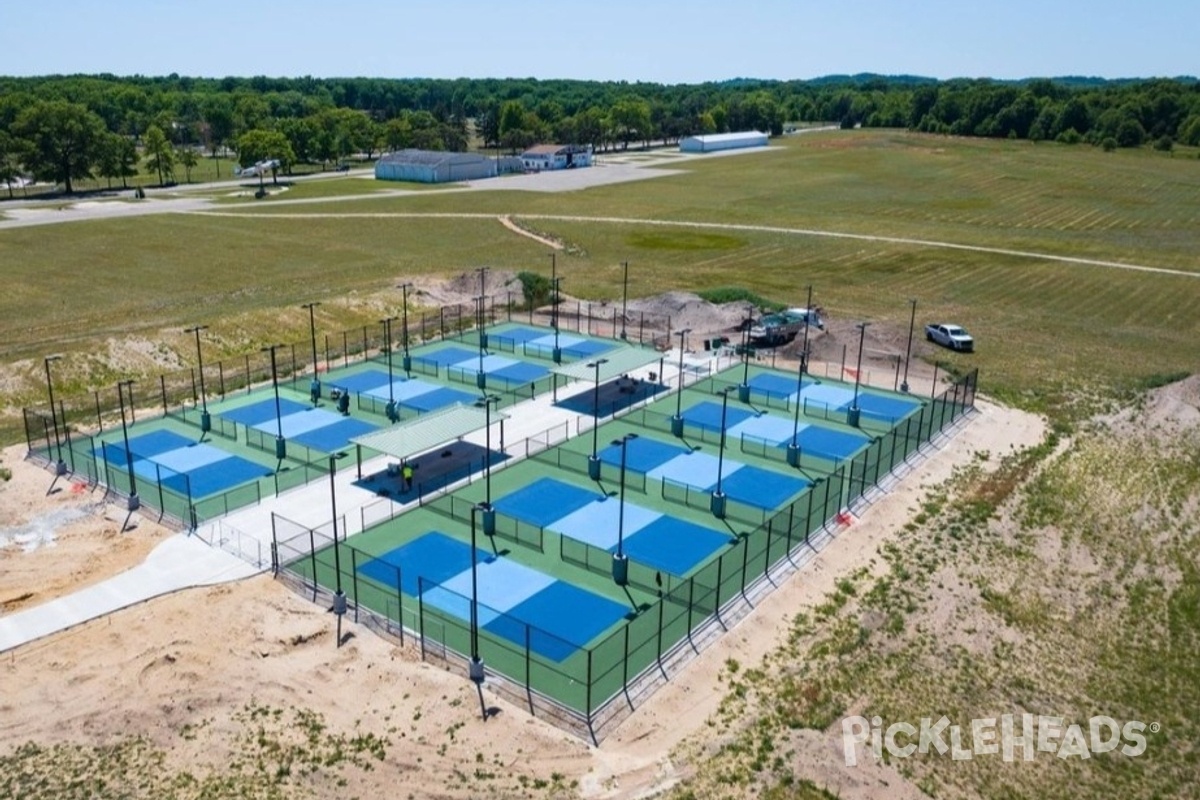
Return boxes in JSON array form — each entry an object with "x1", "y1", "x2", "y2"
[
  {"x1": 143, "y1": 124, "x2": 174, "y2": 186},
  {"x1": 236, "y1": 128, "x2": 295, "y2": 183},
  {"x1": 12, "y1": 100, "x2": 106, "y2": 193},
  {"x1": 0, "y1": 131, "x2": 21, "y2": 198},
  {"x1": 176, "y1": 146, "x2": 198, "y2": 182}
]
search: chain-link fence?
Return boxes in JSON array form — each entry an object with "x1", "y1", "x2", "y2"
[{"x1": 273, "y1": 368, "x2": 978, "y2": 743}]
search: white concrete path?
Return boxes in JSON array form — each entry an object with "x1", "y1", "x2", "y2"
[{"x1": 0, "y1": 533, "x2": 259, "y2": 652}]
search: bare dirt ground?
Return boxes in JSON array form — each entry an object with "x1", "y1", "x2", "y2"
[
  {"x1": 0, "y1": 379, "x2": 1039, "y2": 798},
  {"x1": 0, "y1": 446, "x2": 172, "y2": 616}
]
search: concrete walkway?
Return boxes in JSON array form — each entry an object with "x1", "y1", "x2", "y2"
[{"x1": 0, "y1": 533, "x2": 260, "y2": 653}]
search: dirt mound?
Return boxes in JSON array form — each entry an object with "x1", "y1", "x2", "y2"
[
  {"x1": 625, "y1": 292, "x2": 751, "y2": 335},
  {"x1": 401, "y1": 269, "x2": 523, "y2": 308},
  {"x1": 1140, "y1": 373, "x2": 1200, "y2": 432}
]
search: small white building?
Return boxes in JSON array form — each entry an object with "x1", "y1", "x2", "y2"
[
  {"x1": 679, "y1": 131, "x2": 769, "y2": 153},
  {"x1": 520, "y1": 144, "x2": 593, "y2": 172}
]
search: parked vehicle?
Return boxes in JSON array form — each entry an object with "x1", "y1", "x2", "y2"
[
  {"x1": 925, "y1": 323, "x2": 974, "y2": 352},
  {"x1": 749, "y1": 307, "x2": 824, "y2": 346}
]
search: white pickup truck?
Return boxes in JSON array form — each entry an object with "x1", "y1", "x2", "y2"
[{"x1": 925, "y1": 323, "x2": 974, "y2": 352}]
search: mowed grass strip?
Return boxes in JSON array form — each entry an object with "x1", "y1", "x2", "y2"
[{"x1": 0, "y1": 214, "x2": 543, "y2": 360}]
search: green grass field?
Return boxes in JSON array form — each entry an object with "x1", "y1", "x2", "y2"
[{"x1": 2, "y1": 130, "x2": 1197, "y2": 439}]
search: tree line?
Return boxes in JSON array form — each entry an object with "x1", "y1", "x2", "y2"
[{"x1": 1, "y1": 73, "x2": 1196, "y2": 194}]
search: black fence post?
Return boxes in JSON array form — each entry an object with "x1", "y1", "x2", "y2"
[
  {"x1": 525, "y1": 624, "x2": 532, "y2": 713},
  {"x1": 244, "y1": 354, "x2": 251, "y2": 395},
  {"x1": 94, "y1": 391, "x2": 104, "y2": 432},
  {"x1": 351, "y1": 548, "x2": 360, "y2": 623},
  {"x1": 218, "y1": 361, "x2": 226, "y2": 400},
  {"x1": 417, "y1": 577, "x2": 426, "y2": 660},
  {"x1": 160, "y1": 375, "x2": 168, "y2": 415},
  {"x1": 308, "y1": 525, "x2": 318, "y2": 601},
  {"x1": 395, "y1": 565, "x2": 404, "y2": 645},
  {"x1": 622, "y1": 624, "x2": 630, "y2": 700},
  {"x1": 656, "y1": 597, "x2": 665, "y2": 672}
]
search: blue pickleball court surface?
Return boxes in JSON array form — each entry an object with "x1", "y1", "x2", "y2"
[
  {"x1": 491, "y1": 361, "x2": 549, "y2": 384},
  {"x1": 492, "y1": 477, "x2": 601, "y2": 528},
  {"x1": 219, "y1": 398, "x2": 310, "y2": 428},
  {"x1": 681, "y1": 401, "x2": 755, "y2": 432},
  {"x1": 649, "y1": 450, "x2": 738, "y2": 489},
  {"x1": 484, "y1": 581, "x2": 629, "y2": 662},
  {"x1": 489, "y1": 326, "x2": 545, "y2": 346},
  {"x1": 729, "y1": 413, "x2": 799, "y2": 445},
  {"x1": 152, "y1": 442, "x2": 231, "y2": 473},
  {"x1": 357, "y1": 532, "x2": 628, "y2": 662},
  {"x1": 793, "y1": 425, "x2": 869, "y2": 462},
  {"x1": 290, "y1": 417, "x2": 379, "y2": 453},
  {"x1": 596, "y1": 436, "x2": 688, "y2": 474},
  {"x1": 335, "y1": 369, "x2": 394, "y2": 394},
  {"x1": 844, "y1": 392, "x2": 922, "y2": 423},
  {"x1": 357, "y1": 531, "x2": 478, "y2": 595},
  {"x1": 364, "y1": 378, "x2": 444, "y2": 403},
  {"x1": 160, "y1": 456, "x2": 273, "y2": 498},
  {"x1": 97, "y1": 429, "x2": 193, "y2": 464},
  {"x1": 402, "y1": 386, "x2": 478, "y2": 413},
  {"x1": 717, "y1": 465, "x2": 810, "y2": 510},
  {"x1": 800, "y1": 383, "x2": 857, "y2": 411},
  {"x1": 748, "y1": 373, "x2": 812, "y2": 399},
  {"x1": 550, "y1": 497, "x2": 661, "y2": 551},
  {"x1": 256, "y1": 408, "x2": 340, "y2": 438},
  {"x1": 561, "y1": 339, "x2": 614, "y2": 359},
  {"x1": 621, "y1": 516, "x2": 733, "y2": 576},
  {"x1": 414, "y1": 346, "x2": 480, "y2": 368},
  {"x1": 98, "y1": 430, "x2": 274, "y2": 499}
]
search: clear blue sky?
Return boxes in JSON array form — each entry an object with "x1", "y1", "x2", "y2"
[{"x1": 1, "y1": 0, "x2": 1195, "y2": 83}]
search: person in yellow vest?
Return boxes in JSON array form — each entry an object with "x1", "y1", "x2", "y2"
[{"x1": 402, "y1": 462, "x2": 414, "y2": 492}]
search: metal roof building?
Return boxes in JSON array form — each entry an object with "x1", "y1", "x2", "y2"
[
  {"x1": 679, "y1": 131, "x2": 769, "y2": 153},
  {"x1": 375, "y1": 150, "x2": 497, "y2": 183},
  {"x1": 520, "y1": 144, "x2": 593, "y2": 171}
]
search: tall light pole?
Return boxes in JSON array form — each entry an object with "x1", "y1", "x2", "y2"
[
  {"x1": 185, "y1": 325, "x2": 211, "y2": 433},
  {"x1": 901, "y1": 298, "x2": 917, "y2": 393},
  {"x1": 116, "y1": 379, "x2": 139, "y2": 511},
  {"x1": 302, "y1": 302, "x2": 321, "y2": 404},
  {"x1": 475, "y1": 266, "x2": 490, "y2": 351},
  {"x1": 620, "y1": 260, "x2": 629, "y2": 340},
  {"x1": 671, "y1": 328, "x2": 692, "y2": 437},
  {"x1": 397, "y1": 282, "x2": 413, "y2": 377},
  {"x1": 739, "y1": 303, "x2": 754, "y2": 402},
  {"x1": 611, "y1": 433, "x2": 638, "y2": 586},
  {"x1": 468, "y1": 504, "x2": 486, "y2": 695},
  {"x1": 43, "y1": 355, "x2": 66, "y2": 474},
  {"x1": 477, "y1": 394, "x2": 501, "y2": 536},
  {"x1": 848, "y1": 322, "x2": 870, "y2": 428},
  {"x1": 787, "y1": 358, "x2": 805, "y2": 468},
  {"x1": 799, "y1": 284, "x2": 814, "y2": 375},
  {"x1": 551, "y1": 274, "x2": 564, "y2": 364},
  {"x1": 711, "y1": 387, "x2": 734, "y2": 519},
  {"x1": 548, "y1": 251, "x2": 557, "y2": 334},
  {"x1": 261, "y1": 344, "x2": 287, "y2": 460},
  {"x1": 329, "y1": 450, "x2": 348, "y2": 647},
  {"x1": 587, "y1": 358, "x2": 609, "y2": 479},
  {"x1": 381, "y1": 316, "x2": 398, "y2": 422}
]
